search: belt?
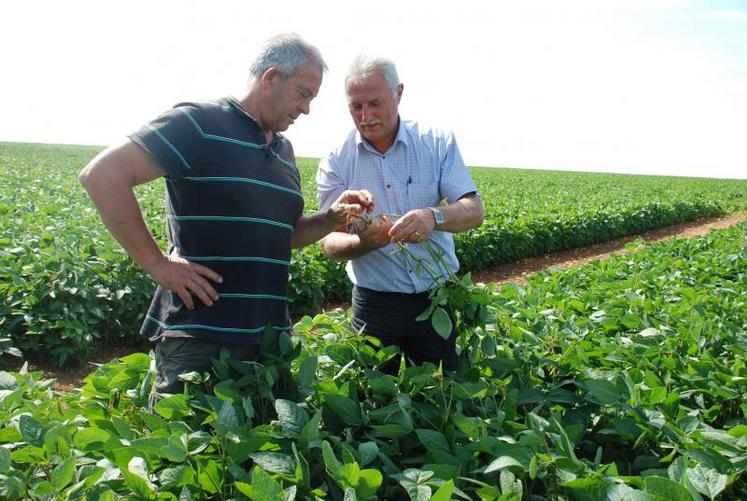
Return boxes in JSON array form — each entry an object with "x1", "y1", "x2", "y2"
[{"x1": 354, "y1": 285, "x2": 432, "y2": 299}]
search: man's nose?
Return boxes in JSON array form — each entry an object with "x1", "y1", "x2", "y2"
[
  {"x1": 300, "y1": 99, "x2": 311, "y2": 115},
  {"x1": 360, "y1": 104, "x2": 369, "y2": 123}
]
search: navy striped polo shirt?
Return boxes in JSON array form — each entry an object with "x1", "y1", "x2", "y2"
[{"x1": 129, "y1": 97, "x2": 304, "y2": 344}]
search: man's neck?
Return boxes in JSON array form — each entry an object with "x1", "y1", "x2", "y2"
[{"x1": 237, "y1": 92, "x2": 274, "y2": 144}]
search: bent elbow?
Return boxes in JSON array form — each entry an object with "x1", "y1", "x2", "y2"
[
  {"x1": 319, "y1": 236, "x2": 334, "y2": 258},
  {"x1": 473, "y1": 200, "x2": 486, "y2": 228},
  {"x1": 78, "y1": 164, "x2": 95, "y2": 192}
]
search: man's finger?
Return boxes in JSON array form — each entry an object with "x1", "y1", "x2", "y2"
[
  {"x1": 187, "y1": 278, "x2": 215, "y2": 307},
  {"x1": 338, "y1": 203, "x2": 363, "y2": 214},
  {"x1": 177, "y1": 288, "x2": 195, "y2": 310},
  {"x1": 192, "y1": 262, "x2": 223, "y2": 284},
  {"x1": 192, "y1": 274, "x2": 220, "y2": 302}
]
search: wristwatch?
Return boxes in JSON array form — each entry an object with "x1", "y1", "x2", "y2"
[{"x1": 429, "y1": 207, "x2": 444, "y2": 230}]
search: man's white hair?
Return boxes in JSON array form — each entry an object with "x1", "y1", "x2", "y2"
[{"x1": 346, "y1": 55, "x2": 400, "y2": 97}]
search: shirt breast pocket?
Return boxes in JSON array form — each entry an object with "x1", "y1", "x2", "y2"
[{"x1": 408, "y1": 181, "x2": 440, "y2": 209}]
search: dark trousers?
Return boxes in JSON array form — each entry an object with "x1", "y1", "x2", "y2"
[
  {"x1": 154, "y1": 337, "x2": 260, "y2": 394},
  {"x1": 351, "y1": 286, "x2": 457, "y2": 374}
]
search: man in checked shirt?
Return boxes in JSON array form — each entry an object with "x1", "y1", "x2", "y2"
[{"x1": 317, "y1": 56, "x2": 484, "y2": 374}]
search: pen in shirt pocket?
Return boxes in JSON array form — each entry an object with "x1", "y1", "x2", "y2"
[{"x1": 407, "y1": 175, "x2": 412, "y2": 194}]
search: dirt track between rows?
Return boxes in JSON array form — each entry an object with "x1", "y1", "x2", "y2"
[{"x1": 26, "y1": 212, "x2": 747, "y2": 391}]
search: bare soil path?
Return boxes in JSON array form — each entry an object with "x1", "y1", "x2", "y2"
[{"x1": 23, "y1": 212, "x2": 747, "y2": 391}]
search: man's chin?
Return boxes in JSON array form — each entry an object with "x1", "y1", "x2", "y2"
[{"x1": 360, "y1": 131, "x2": 380, "y2": 143}]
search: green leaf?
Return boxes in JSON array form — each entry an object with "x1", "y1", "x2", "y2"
[
  {"x1": 644, "y1": 476, "x2": 692, "y2": 501},
  {"x1": 234, "y1": 481, "x2": 254, "y2": 497},
  {"x1": 296, "y1": 356, "x2": 317, "y2": 389},
  {"x1": 431, "y1": 307, "x2": 453, "y2": 340},
  {"x1": 322, "y1": 441, "x2": 341, "y2": 473},
  {"x1": 687, "y1": 464, "x2": 727, "y2": 499},
  {"x1": 431, "y1": 479, "x2": 455, "y2": 501},
  {"x1": 300, "y1": 409, "x2": 322, "y2": 448},
  {"x1": 584, "y1": 379, "x2": 622, "y2": 405},
  {"x1": 0, "y1": 448, "x2": 10, "y2": 471},
  {"x1": 500, "y1": 469, "x2": 523, "y2": 498},
  {"x1": 197, "y1": 458, "x2": 223, "y2": 495},
  {"x1": 74, "y1": 428, "x2": 112, "y2": 451},
  {"x1": 215, "y1": 400, "x2": 240, "y2": 434},
  {"x1": 50, "y1": 456, "x2": 76, "y2": 491},
  {"x1": 0, "y1": 372, "x2": 18, "y2": 390},
  {"x1": 560, "y1": 476, "x2": 606, "y2": 501},
  {"x1": 122, "y1": 457, "x2": 156, "y2": 499},
  {"x1": 0, "y1": 473, "x2": 25, "y2": 499},
  {"x1": 159, "y1": 465, "x2": 196, "y2": 489},
  {"x1": 637, "y1": 327, "x2": 662, "y2": 338},
  {"x1": 606, "y1": 484, "x2": 649, "y2": 500},
  {"x1": 19, "y1": 415, "x2": 45, "y2": 447},
  {"x1": 153, "y1": 394, "x2": 190, "y2": 420},
  {"x1": 249, "y1": 452, "x2": 296, "y2": 476},
  {"x1": 275, "y1": 399, "x2": 308, "y2": 437},
  {"x1": 356, "y1": 467, "x2": 383, "y2": 498},
  {"x1": 484, "y1": 455, "x2": 524, "y2": 473},
  {"x1": 415, "y1": 429, "x2": 450, "y2": 455},
  {"x1": 249, "y1": 466, "x2": 285, "y2": 501},
  {"x1": 325, "y1": 395, "x2": 363, "y2": 425},
  {"x1": 358, "y1": 442, "x2": 379, "y2": 467}
]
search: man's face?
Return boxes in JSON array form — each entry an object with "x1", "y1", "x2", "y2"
[
  {"x1": 263, "y1": 59, "x2": 323, "y2": 133},
  {"x1": 346, "y1": 71, "x2": 402, "y2": 152}
]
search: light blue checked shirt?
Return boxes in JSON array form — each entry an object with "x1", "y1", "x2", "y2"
[{"x1": 317, "y1": 119, "x2": 478, "y2": 293}]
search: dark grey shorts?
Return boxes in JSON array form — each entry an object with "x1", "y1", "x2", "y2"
[{"x1": 153, "y1": 336, "x2": 260, "y2": 394}]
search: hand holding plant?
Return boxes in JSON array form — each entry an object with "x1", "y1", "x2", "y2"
[{"x1": 324, "y1": 189, "x2": 375, "y2": 231}]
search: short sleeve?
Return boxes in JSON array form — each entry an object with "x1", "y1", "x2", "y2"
[
  {"x1": 128, "y1": 105, "x2": 204, "y2": 178},
  {"x1": 439, "y1": 132, "x2": 478, "y2": 203},
  {"x1": 316, "y1": 153, "x2": 346, "y2": 211}
]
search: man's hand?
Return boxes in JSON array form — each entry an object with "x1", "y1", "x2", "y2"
[
  {"x1": 358, "y1": 216, "x2": 394, "y2": 249},
  {"x1": 388, "y1": 208, "x2": 436, "y2": 244},
  {"x1": 149, "y1": 250, "x2": 224, "y2": 310},
  {"x1": 324, "y1": 189, "x2": 375, "y2": 231}
]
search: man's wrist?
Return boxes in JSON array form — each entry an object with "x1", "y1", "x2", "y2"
[
  {"x1": 322, "y1": 208, "x2": 340, "y2": 230},
  {"x1": 429, "y1": 207, "x2": 444, "y2": 230}
]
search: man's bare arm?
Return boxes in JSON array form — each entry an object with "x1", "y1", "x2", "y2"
[
  {"x1": 388, "y1": 193, "x2": 484, "y2": 243},
  {"x1": 291, "y1": 190, "x2": 374, "y2": 248},
  {"x1": 78, "y1": 139, "x2": 222, "y2": 309}
]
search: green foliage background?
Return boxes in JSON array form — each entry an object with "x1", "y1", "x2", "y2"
[
  {"x1": 1, "y1": 222, "x2": 745, "y2": 499},
  {"x1": 1, "y1": 142, "x2": 746, "y2": 366}
]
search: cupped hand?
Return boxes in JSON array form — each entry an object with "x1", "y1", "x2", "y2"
[
  {"x1": 325, "y1": 189, "x2": 375, "y2": 231},
  {"x1": 388, "y1": 208, "x2": 436, "y2": 244},
  {"x1": 358, "y1": 216, "x2": 394, "y2": 249}
]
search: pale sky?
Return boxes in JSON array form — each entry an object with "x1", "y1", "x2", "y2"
[{"x1": 2, "y1": 0, "x2": 746, "y2": 179}]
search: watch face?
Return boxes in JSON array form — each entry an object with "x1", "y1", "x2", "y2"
[{"x1": 432, "y1": 208, "x2": 444, "y2": 224}]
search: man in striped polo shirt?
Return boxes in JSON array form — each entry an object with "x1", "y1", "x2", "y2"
[
  {"x1": 79, "y1": 34, "x2": 373, "y2": 395},
  {"x1": 317, "y1": 56, "x2": 484, "y2": 374}
]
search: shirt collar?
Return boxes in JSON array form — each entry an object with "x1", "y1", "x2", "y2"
[{"x1": 225, "y1": 96, "x2": 280, "y2": 145}]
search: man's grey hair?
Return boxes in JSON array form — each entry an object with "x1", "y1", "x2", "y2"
[
  {"x1": 249, "y1": 33, "x2": 327, "y2": 80},
  {"x1": 346, "y1": 55, "x2": 400, "y2": 97}
]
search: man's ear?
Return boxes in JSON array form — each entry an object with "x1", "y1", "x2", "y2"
[
  {"x1": 396, "y1": 83, "x2": 404, "y2": 104},
  {"x1": 260, "y1": 67, "x2": 281, "y2": 89}
]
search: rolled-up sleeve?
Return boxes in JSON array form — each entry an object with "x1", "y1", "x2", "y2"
[
  {"x1": 439, "y1": 132, "x2": 478, "y2": 203},
  {"x1": 316, "y1": 153, "x2": 346, "y2": 211}
]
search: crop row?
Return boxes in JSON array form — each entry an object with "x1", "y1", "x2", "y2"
[
  {"x1": 1, "y1": 142, "x2": 746, "y2": 366},
  {"x1": 1, "y1": 221, "x2": 745, "y2": 499}
]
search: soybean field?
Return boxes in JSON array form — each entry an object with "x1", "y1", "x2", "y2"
[{"x1": 1, "y1": 141, "x2": 746, "y2": 366}]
